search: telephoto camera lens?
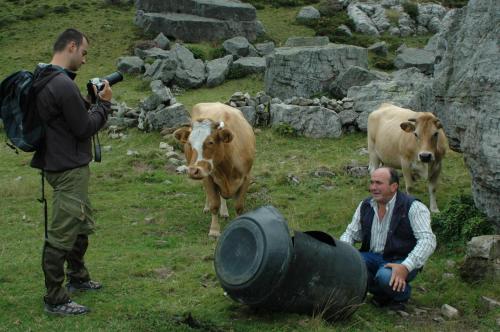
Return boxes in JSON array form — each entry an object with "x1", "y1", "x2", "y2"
[{"x1": 101, "y1": 71, "x2": 123, "y2": 89}]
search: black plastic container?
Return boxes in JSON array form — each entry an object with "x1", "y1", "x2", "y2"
[{"x1": 214, "y1": 205, "x2": 367, "y2": 320}]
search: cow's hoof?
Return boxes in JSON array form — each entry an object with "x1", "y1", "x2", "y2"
[
  {"x1": 208, "y1": 230, "x2": 221, "y2": 238},
  {"x1": 431, "y1": 208, "x2": 440, "y2": 213},
  {"x1": 220, "y1": 212, "x2": 229, "y2": 218},
  {"x1": 203, "y1": 208, "x2": 210, "y2": 214}
]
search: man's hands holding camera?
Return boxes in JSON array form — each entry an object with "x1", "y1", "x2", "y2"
[{"x1": 96, "y1": 80, "x2": 112, "y2": 102}]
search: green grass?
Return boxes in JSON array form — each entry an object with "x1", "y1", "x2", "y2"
[{"x1": 1, "y1": 1, "x2": 499, "y2": 331}]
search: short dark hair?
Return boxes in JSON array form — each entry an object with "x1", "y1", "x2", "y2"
[
  {"x1": 53, "y1": 28, "x2": 88, "y2": 53},
  {"x1": 387, "y1": 167, "x2": 400, "y2": 185}
]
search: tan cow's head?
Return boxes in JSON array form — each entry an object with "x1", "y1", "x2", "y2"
[
  {"x1": 400, "y1": 113, "x2": 444, "y2": 163},
  {"x1": 174, "y1": 119, "x2": 233, "y2": 179}
]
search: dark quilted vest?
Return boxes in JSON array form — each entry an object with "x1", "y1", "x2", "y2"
[{"x1": 359, "y1": 191, "x2": 417, "y2": 261}]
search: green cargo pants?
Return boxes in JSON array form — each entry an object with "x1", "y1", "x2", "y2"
[{"x1": 42, "y1": 165, "x2": 95, "y2": 305}]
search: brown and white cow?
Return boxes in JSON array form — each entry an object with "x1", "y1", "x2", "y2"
[
  {"x1": 367, "y1": 103, "x2": 448, "y2": 212},
  {"x1": 174, "y1": 102, "x2": 256, "y2": 237}
]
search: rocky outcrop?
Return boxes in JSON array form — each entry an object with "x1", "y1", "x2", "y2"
[
  {"x1": 134, "y1": 0, "x2": 264, "y2": 42},
  {"x1": 347, "y1": 2, "x2": 448, "y2": 37},
  {"x1": 432, "y1": 0, "x2": 500, "y2": 227},
  {"x1": 265, "y1": 43, "x2": 368, "y2": 100}
]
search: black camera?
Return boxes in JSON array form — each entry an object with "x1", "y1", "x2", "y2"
[{"x1": 86, "y1": 71, "x2": 123, "y2": 103}]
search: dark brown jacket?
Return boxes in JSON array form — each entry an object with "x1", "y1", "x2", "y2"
[{"x1": 31, "y1": 64, "x2": 111, "y2": 171}]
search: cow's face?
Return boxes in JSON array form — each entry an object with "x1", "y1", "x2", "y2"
[
  {"x1": 174, "y1": 119, "x2": 233, "y2": 179},
  {"x1": 400, "y1": 114, "x2": 443, "y2": 163}
]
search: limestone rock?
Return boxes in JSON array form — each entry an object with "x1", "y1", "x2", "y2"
[
  {"x1": 432, "y1": 0, "x2": 500, "y2": 226},
  {"x1": 394, "y1": 48, "x2": 436, "y2": 75},
  {"x1": 284, "y1": 36, "x2": 330, "y2": 47},
  {"x1": 265, "y1": 43, "x2": 368, "y2": 99},
  {"x1": 223, "y1": 36, "x2": 251, "y2": 58},
  {"x1": 270, "y1": 104, "x2": 342, "y2": 138},
  {"x1": 296, "y1": 6, "x2": 321, "y2": 25},
  {"x1": 117, "y1": 56, "x2": 144, "y2": 74},
  {"x1": 230, "y1": 57, "x2": 266, "y2": 77},
  {"x1": 171, "y1": 44, "x2": 206, "y2": 88},
  {"x1": 206, "y1": 55, "x2": 233, "y2": 88}
]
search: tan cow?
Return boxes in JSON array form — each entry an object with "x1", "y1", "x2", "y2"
[
  {"x1": 174, "y1": 102, "x2": 256, "y2": 237},
  {"x1": 367, "y1": 103, "x2": 448, "y2": 212}
]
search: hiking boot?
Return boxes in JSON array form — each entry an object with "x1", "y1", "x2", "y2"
[
  {"x1": 44, "y1": 300, "x2": 89, "y2": 316},
  {"x1": 66, "y1": 280, "x2": 102, "y2": 293},
  {"x1": 371, "y1": 296, "x2": 407, "y2": 311},
  {"x1": 370, "y1": 296, "x2": 391, "y2": 308},
  {"x1": 387, "y1": 300, "x2": 407, "y2": 311}
]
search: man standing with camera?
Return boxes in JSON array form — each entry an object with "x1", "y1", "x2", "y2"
[{"x1": 30, "y1": 28, "x2": 113, "y2": 315}]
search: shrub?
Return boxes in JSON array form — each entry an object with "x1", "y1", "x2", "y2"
[
  {"x1": 208, "y1": 46, "x2": 226, "y2": 60},
  {"x1": 385, "y1": 9, "x2": 400, "y2": 25},
  {"x1": 185, "y1": 45, "x2": 207, "y2": 61},
  {"x1": 403, "y1": 1, "x2": 419, "y2": 21},
  {"x1": 273, "y1": 123, "x2": 298, "y2": 137},
  {"x1": 432, "y1": 194, "x2": 493, "y2": 245},
  {"x1": 372, "y1": 55, "x2": 395, "y2": 70}
]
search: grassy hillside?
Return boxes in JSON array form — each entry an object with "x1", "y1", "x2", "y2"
[{"x1": 1, "y1": 1, "x2": 498, "y2": 331}]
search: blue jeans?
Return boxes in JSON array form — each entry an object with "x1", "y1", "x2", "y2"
[{"x1": 361, "y1": 252, "x2": 419, "y2": 302}]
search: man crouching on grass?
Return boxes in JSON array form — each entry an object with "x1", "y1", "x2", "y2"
[{"x1": 339, "y1": 167, "x2": 436, "y2": 310}]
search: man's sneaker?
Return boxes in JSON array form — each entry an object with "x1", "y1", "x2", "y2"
[
  {"x1": 66, "y1": 280, "x2": 103, "y2": 293},
  {"x1": 44, "y1": 300, "x2": 89, "y2": 315}
]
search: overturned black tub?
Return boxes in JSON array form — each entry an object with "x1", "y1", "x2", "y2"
[{"x1": 214, "y1": 205, "x2": 367, "y2": 321}]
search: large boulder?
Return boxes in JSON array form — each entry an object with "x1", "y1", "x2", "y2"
[
  {"x1": 134, "y1": 0, "x2": 265, "y2": 42},
  {"x1": 347, "y1": 68, "x2": 433, "y2": 131},
  {"x1": 136, "y1": 0, "x2": 257, "y2": 21},
  {"x1": 432, "y1": 0, "x2": 500, "y2": 227},
  {"x1": 142, "y1": 103, "x2": 190, "y2": 131},
  {"x1": 116, "y1": 56, "x2": 144, "y2": 74},
  {"x1": 206, "y1": 55, "x2": 233, "y2": 87},
  {"x1": 284, "y1": 36, "x2": 330, "y2": 47},
  {"x1": 347, "y1": 3, "x2": 379, "y2": 36},
  {"x1": 330, "y1": 66, "x2": 389, "y2": 99},
  {"x1": 394, "y1": 48, "x2": 436, "y2": 75},
  {"x1": 265, "y1": 43, "x2": 368, "y2": 100},
  {"x1": 296, "y1": 6, "x2": 321, "y2": 25},
  {"x1": 270, "y1": 104, "x2": 342, "y2": 138},
  {"x1": 223, "y1": 36, "x2": 251, "y2": 58},
  {"x1": 230, "y1": 57, "x2": 266, "y2": 78},
  {"x1": 143, "y1": 58, "x2": 177, "y2": 84},
  {"x1": 170, "y1": 44, "x2": 206, "y2": 88}
]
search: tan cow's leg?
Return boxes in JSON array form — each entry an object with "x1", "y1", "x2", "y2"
[
  {"x1": 234, "y1": 176, "x2": 251, "y2": 216},
  {"x1": 368, "y1": 138, "x2": 381, "y2": 173},
  {"x1": 401, "y1": 161, "x2": 414, "y2": 194},
  {"x1": 428, "y1": 162, "x2": 442, "y2": 213},
  {"x1": 219, "y1": 197, "x2": 229, "y2": 218},
  {"x1": 203, "y1": 177, "x2": 221, "y2": 238},
  {"x1": 203, "y1": 196, "x2": 210, "y2": 213}
]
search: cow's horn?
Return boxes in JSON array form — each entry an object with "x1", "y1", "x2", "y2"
[{"x1": 217, "y1": 121, "x2": 225, "y2": 129}]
